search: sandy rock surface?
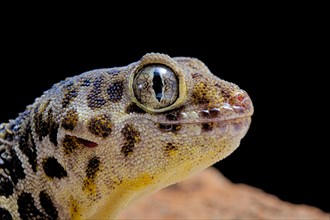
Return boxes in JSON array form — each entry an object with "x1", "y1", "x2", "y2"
[{"x1": 119, "y1": 167, "x2": 329, "y2": 219}]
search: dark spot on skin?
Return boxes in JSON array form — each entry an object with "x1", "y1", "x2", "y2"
[
  {"x1": 121, "y1": 124, "x2": 140, "y2": 157},
  {"x1": 88, "y1": 115, "x2": 112, "y2": 138},
  {"x1": 121, "y1": 141, "x2": 134, "y2": 157},
  {"x1": 17, "y1": 120, "x2": 38, "y2": 172},
  {"x1": 7, "y1": 149, "x2": 26, "y2": 185},
  {"x1": 164, "y1": 143, "x2": 178, "y2": 155},
  {"x1": 81, "y1": 78, "x2": 91, "y2": 86},
  {"x1": 220, "y1": 89, "x2": 231, "y2": 100},
  {"x1": 48, "y1": 108, "x2": 59, "y2": 146},
  {"x1": 0, "y1": 207, "x2": 12, "y2": 220},
  {"x1": 62, "y1": 135, "x2": 80, "y2": 155},
  {"x1": 83, "y1": 156, "x2": 100, "y2": 194},
  {"x1": 62, "y1": 109, "x2": 79, "y2": 131},
  {"x1": 158, "y1": 123, "x2": 181, "y2": 133},
  {"x1": 88, "y1": 76, "x2": 106, "y2": 109},
  {"x1": 0, "y1": 173, "x2": 14, "y2": 197},
  {"x1": 158, "y1": 123, "x2": 172, "y2": 131},
  {"x1": 43, "y1": 157, "x2": 67, "y2": 179},
  {"x1": 92, "y1": 76, "x2": 104, "y2": 91},
  {"x1": 202, "y1": 123, "x2": 213, "y2": 131},
  {"x1": 192, "y1": 72, "x2": 203, "y2": 78},
  {"x1": 125, "y1": 103, "x2": 146, "y2": 114},
  {"x1": 17, "y1": 192, "x2": 47, "y2": 220},
  {"x1": 107, "y1": 81, "x2": 124, "y2": 102},
  {"x1": 172, "y1": 124, "x2": 182, "y2": 132},
  {"x1": 86, "y1": 156, "x2": 100, "y2": 179},
  {"x1": 88, "y1": 97, "x2": 106, "y2": 109},
  {"x1": 215, "y1": 83, "x2": 221, "y2": 89},
  {"x1": 62, "y1": 81, "x2": 78, "y2": 108},
  {"x1": 0, "y1": 147, "x2": 26, "y2": 197},
  {"x1": 49, "y1": 122, "x2": 59, "y2": 146},
  {"x1": 34, "y1": 101, "x2": 59, "y2": 146},
  {"x1": 39, "y1": 190, "x2": 59, "y2": 219},
  {"x1": 166, "y1": 113, "x2": 178, "y2": 121},
  {"x1": 34, "y1": 100, "x2": 51, "y2": 140}
]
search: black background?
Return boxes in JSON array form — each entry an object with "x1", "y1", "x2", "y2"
[{"x1": 1, "y1": 8, "x2": 328, "y2": 213}]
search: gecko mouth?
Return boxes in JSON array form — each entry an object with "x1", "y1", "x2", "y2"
[
  {"x1": 157, "y1": 113, "x2": 252, "y2": 125},
  {"x1": 153, "y1": 93, "x2": 253, "y2": 136},
  {"x1": 125, "y1": 92, "x2": 253, "y2": 136},
  {"x1": 156, "y1": 94, "x2": 254, "y2": 125}
]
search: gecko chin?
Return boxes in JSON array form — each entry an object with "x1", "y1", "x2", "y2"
[
  {"x1": 145, "y1": 118, "x2": 252, "y2": 195},
  {"x1": 162, "y1": 116, "x2": 251, "y2": 179}
]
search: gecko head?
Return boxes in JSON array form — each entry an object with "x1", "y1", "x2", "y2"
[
  {"x1": 120, "y1": 53, "x2": 254, "y2": 189},
  {"x1": 85, "y1": 53, "x2": 253, "y2": 216},
  {"x1": 45, "y1": 53, "x2": 253, "y2": 218}
]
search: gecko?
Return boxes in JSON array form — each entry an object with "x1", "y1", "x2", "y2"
[{"x1": 0, "y1": 53, "x2": 253, "y2": 219}]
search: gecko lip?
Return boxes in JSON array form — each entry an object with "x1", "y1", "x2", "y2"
[
  {"x1": 157, "y1": 115, "x2": 252, "y2": 125},
  {"x1": 157, "y1": 94, "x2": 254, "y2": 125},
  {"x1": 156, "y1": 114, "x2": 252, "y2": 137}
]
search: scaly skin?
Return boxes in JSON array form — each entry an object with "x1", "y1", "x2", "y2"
[{"x1": 0, "y1": 53, "x2": 253, "y2": 219}]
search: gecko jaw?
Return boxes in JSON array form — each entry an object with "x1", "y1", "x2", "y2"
[{"x1": 157, "y1": 94, "x2": 254, "y2": 125}]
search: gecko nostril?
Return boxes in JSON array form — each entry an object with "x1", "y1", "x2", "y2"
[
  {"x1": 230, "y1": 91, "x2": 254, "y2": 115},
  {"x1": 234, "y1": 92, "x2": 245, "y2": 104},
  {"x1": 225, "y1": 91, "x2": 253, "y2": 114},
  {"x1": 158, "y1": 123, "x2": 173, "y2": 131},
  {"x1": 229, "y1": 91, "x2": 248, "y2": 106}
]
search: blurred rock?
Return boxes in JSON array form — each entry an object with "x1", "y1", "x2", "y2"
[{"x1": 119, "y1": 167, "x2": 329, "y2": 219}]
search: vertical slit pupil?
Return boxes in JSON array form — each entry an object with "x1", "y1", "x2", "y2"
[{"x1": 153, "y1": 70, "x2": 163, "y2": 102}]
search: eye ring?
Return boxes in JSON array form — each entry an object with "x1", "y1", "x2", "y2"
[{"x1": 129, "y1": 53, "x2": 189, "y2": 113}]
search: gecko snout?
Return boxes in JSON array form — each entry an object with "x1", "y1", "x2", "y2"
[{"x1": 229, "y1": 90, "x2": 254, "y2": 117}]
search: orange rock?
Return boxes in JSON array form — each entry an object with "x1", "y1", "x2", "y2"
[{"x1": 119, "y1": 167, "x2": 329, "y2": 219}]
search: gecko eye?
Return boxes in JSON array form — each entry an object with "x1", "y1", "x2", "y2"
[{"x1": 133, "y1": 65, "x2": 179, "y2": 110}]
